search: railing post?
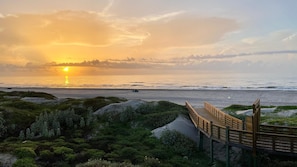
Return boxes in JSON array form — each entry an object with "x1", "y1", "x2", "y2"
[
  {"x1": 242, "y1": 118, "x2": 245, "y2": 130},
  {"x1": 198, "y1": 129, "x2": 204, "y2": 151},
  {"x1": 252, "y1": 116, "x2": 257, "y2": 167},
  {"x1": 226, "y1": 126, "x2": 230, "y2": 167},
  {"x1": 272, "y1": 136, "x2": 275, "y2": 151},
  {"x1": 290, "y1": 138, "x2": 294, "y2": 153},
  {"x1": 210, "y1": 121, "x2": 214, "y2": 164},
  {"x1": 225, "y1": 116, "x2": 227, "y2": 125}
]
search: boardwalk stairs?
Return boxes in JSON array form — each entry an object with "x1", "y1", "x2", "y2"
[{"x1": 186, "y1": 99, "x2": 297, "y2": 166}]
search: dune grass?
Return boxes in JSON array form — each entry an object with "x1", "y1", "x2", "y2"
[{"x1": 223, "y1": 104, "x2": 297, "y2": 126}]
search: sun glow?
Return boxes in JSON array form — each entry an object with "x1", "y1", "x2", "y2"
[{"x1": 63, "y1": 66, "x2": 69, "y2": 72}]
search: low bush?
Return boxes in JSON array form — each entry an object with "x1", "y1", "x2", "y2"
[
  {"x1": 142, "y1": 111, "x2": 179, "y2": 129},
  {"x1": 76, "y1": 159, "x2": 139, "y2": 167},
  {"x1": 13, "y1": 158, "x2": 37, "y2": 167},
  {"x1": 84, "y1": 149, "x2": 105, "y2": 160},
  {"x1": 160, "y1": 130, "x2": 196, "y2": 156},
  {"x1": 53, "y1": 146, "x2": 74, "y2": 155},
  {"x1": 14, "y1": 147, "x2": 36, "y2": 159},
  {"x1": 83, "y1": 96, "x2": 126, "y2": 111},
  {"x1": 39, "y1": 150, "x2": 54, "y2": 161}
]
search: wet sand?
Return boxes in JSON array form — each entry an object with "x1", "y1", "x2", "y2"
[{"x1": 1, "y1": 87, "x2": 297, "y2": 108}]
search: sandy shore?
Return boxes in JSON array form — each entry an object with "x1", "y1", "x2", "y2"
[{"x1": 1, "y1": 87, "x2": 297, "y2": 108}]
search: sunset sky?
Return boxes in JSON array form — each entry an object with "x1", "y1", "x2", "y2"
[{"x1": 0, "y1": 0, "x2": 296, "y2": 76}]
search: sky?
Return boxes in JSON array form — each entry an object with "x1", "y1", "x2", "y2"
[{"x1": 0, "y1": 0, "x2": 296, "y2": 76}]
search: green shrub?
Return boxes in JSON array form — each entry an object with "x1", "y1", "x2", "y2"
[
  {"x1": 0, "y1": 116, "x2": 7, "y2": 137},
  {"x1": 12, "y1": 158, "x2": 37, "y2": 167},
  {"x1": 5, "y1": 101, "x2": 40, "y2": 110},
  {"x1": 118, "y1": 147, "x2": 139, "y2": 159},
  {"x1": 65, "y1": 153, "x2": 76, "y2": 162},
  {"x1": 142, "y1": 111, "x2": 179, "y2": 129},
  {"x1": 136, "y1": 103, "x2": 156, "y2": 114},
  {"x1": 39, "y1": 150, "x2": 54, "y2": 160},
  {"x1": 53, "y1": 146, "x2": 74, "y2": 155},
  {"x1": 143, "y1": 156, "x2": 161, "y2": 167},
  {"x1": 83, "y1": 96, "x2": 126, "y2": 111},
  {"x1": 119, "y1": 106, "x2": 137, "y2": 122},
  {"x1": 223, "y1": 104, "x2": 252, "y2": 112},
  {"x1": 6, "y1": 91, "x2": 56, "y2": 100},
  {"x1": 149, "y1": 148, "x2": 169, "y2": 160},
  {"x1": 160, "y1": 130, "x2": 196, "y2": 156},
  {"x1": 85, "y1": 149, "x2": 105, "y2": 160},
  {"x1": 53, "y1": 146, "x2": 75, "y2": 163},
  {"x1": 76, "y1": 159, "x2": 138, "y2": 167},
  {"x1": 14, "y1": 147, "x2": 36, "y2": 159},
  {"x1": 275, "y1": 106, "x2": 297, "y2": 112}
]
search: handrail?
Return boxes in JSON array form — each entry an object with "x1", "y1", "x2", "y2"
[
  {"x1": 204, "y1": 102, "x2": 243, "y2": 130},
  {"x1": 256, "y1": 132, "x2": 297, "y2": 153},
  {"x1": 260, "y1": 124, "x2": 297, "y2": 135},
  {"x1": 186, "y1": 101, "x2": 297, "y2": 155},
  {"x1": 257, "y1": 132, "x2": 297, "y2": 139},
  {"x1": 186, "y1": 102, "x2": 211, "y2": 136}
]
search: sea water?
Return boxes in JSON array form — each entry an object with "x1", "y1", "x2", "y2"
[{"x1": 1, "y1": 73, "x2": 297, "y2": 91}]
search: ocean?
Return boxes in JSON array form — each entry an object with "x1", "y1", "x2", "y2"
[
  {"x1": 1, "y1": 73, "x2": 297, "y2": 91},
  {"x1": 1, "y1": 73, "x2": 297, "y2": 108}
]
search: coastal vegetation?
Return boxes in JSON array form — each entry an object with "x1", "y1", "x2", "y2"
[
  {"x1": 1, "y1": 90, "x2": 296, "y2": 166},
  {"x1": 0, "y1": 91, "x2": 219, "y2": 166},
  {"x1": 223, "y1": 104, "x2": 297, "y2": 126}
]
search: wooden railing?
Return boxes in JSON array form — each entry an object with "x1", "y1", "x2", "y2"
[
  {"x1": 260, "y1": 124, "x2": 297, "y2": 135},
  {"x1": 186, "y1": 102, "x2": 211, "y2": 136},
  {"x1": 256, "y1": 132, "x2": 297, "y2": 153},
  {"x1": 204, "y1": 102, "x2": 243, "y2": 130},
  {"x1": 186, "y1": 102, "x2": 253, "y2": 146},
  {"x1": 186, "y1": 101, "x2": 297, "y2": 155}
]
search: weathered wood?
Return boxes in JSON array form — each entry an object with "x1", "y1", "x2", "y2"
[
  {"x1": 252, "y1": 99, "x2": 261, "y2": 162},
  {"x1": 186, "y1": 102, "x2": 211, "y2": 136},
  {"x1": 226, "y1": 126, "x2": 230, "y2": 167},
  {"x1": 186, "y1": 101, "x2": 297, "y2": 159},
  {"x1": 245, "y1": 116, "x2": 253, "y2": 131},
  {"x1": 204, "y1": 102, "x2": 243, "y2": 130},
  {"x1": 260, "y1": 124, "x2": 297, "y2": 135}
]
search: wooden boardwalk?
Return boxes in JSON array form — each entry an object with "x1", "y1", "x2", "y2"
[
  {"x1": 186, "y1": 99, "x2": 297, "y2": 166},
  {"x1": 195, "y1": 108, "x2": 225, "y2": 126}
]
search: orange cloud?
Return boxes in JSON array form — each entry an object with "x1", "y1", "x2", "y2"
[
  {"x1": 0, "y1": 11, "x2": 112, "y2": 46},
  {"x1": 0, "y1": 10, "x2": 239, "y2": 69}
]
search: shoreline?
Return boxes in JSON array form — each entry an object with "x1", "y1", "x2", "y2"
[
  {"x1": 1, "y1": 87, "x2": 297, "y2": 108},
  {"x1": 2, "y1": 86, "x2": 297, "y2": 92}
]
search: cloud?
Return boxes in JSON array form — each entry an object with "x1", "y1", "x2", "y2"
[
  {"x1": 241, "y1": 37, "x2": 260, "y2": 44},
  {"x1": 180, "y1": 50, "x2": 297, "y2": 62},
  {"x1": 0, "y1": 11, "x2": 113, "y2": 46},
  {"x1": 139, "y1": 15, "x2": 238, "y2": 49},
  {"x1": 142, "y1": 11, "x2": 185, "y2": 22},
  {"x1": 0, "y1": 10, "x2": 241, "y2": 66},
  {"x1": 50, "y1": 58, "x2": 151, "y2": 70},
  {"x1": 102, "y1": 0, "x2": 115, "y2": 15},
  {"x1": 282, "y1": 33, "x2": 297, "y2": 42}
]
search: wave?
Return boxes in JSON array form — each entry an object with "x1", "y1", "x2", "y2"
[{"x1": 1, "y1": 75, "x2": 297, "y2": 91}]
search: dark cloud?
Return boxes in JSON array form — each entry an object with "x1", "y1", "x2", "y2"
[
  {"x1": 54, "y1": 59, "x2": 151, "y2": 69},
  {"x1": 183, "y1": 50, "x2": 297, "y2": 61}
]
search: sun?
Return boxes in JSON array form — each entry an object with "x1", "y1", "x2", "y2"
[{"x1": 63, "y1": 66, "x2": 69, "y2": 72}]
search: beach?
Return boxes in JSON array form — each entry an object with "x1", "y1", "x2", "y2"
[{"x1": 1, "y1": 87, "x2": 296, "y2": 108}]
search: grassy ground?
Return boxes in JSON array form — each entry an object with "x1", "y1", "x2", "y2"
[
  {"x1": 223, "y1": 104, "x2": 297, "y2": 126},
  {"x1": 0, "y1": 91, "x2": 222, "y2": 167}
]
